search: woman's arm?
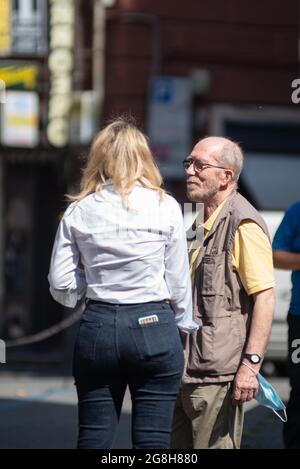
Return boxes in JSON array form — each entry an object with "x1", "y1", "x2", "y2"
[
  {"x1": 164, "y1": 201, "x2": 198, "y2": 334},
  {"x1": 48, "y1": 208, "x2": 87, "y2": 308}
]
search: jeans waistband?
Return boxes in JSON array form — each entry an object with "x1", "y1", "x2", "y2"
[{"x1": 85, "y1": 298, "x2": 170, "y2": 306}]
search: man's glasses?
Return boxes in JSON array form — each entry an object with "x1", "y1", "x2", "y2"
[{"x1": 182, "y1": 158, "x2": 228, "y2": 173}]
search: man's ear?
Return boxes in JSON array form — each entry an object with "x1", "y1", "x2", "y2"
[
  {"x1": 219, "y1": 169, "x2": 233, "y2": 189},
  {"x1": 223, "y1": 169, "x2": 234, "y2": 185}
]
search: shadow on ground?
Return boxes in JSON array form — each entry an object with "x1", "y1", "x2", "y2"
[
  {"x1": 0, "y1": 399, "x2": 131, "y2": 449},
  {"x1": 242, "y1": 405, "x2": 284, "y2": 449},
  {"x1": 0, "y1": 397, "x2": 285, "y2": 449}
]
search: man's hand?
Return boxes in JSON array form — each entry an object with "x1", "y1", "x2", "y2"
[{"x1": 231, "y1": 364, "x2": 259, "y2": 405}]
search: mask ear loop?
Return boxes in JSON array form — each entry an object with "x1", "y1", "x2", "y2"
[
  {"x1": 241, "y1": 361, "x2": 288, "y2": 422},
  {"x1": 272, "y1": 408, "x2": 288, "y2": 423},
  {"x1": 241, "y1": 361, "x2": 258, "y2": 375}
]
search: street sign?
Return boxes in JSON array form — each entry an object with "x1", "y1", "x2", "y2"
[
  {"x1": 1, "y1": 90, "x2": 39, "y2": 147},
  {"x1": 147, "y1": 76, "x2": 192, "y2": 178}
]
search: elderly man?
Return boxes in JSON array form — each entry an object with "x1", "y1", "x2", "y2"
[{"x1": 171, "y1": 136, "x2": 275, "y2": 449}]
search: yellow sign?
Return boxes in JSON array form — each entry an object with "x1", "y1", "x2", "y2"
[
  {"x1": 0, "y1": 0, "x2": 11, "y2": 55},
  {"x1": 47, "y1": 0, "x2": 75, "y2": 147},
  {"x1": 0, "y1": 64, "x2": 38, "y2": 90},
  {"x1": 1, "y1": 91, "x2": 39, "y2": 147}
]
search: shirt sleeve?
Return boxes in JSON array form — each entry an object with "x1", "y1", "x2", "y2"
[
  {"x1": 232, "y1": 220, "x2": 275, "y2": 296},
  {"x1": 272, "y1": 205, "x2": 298, "y2": 252},
  {"x1": 48, "y1": 205, "x2": 87, "y2": 308},
  {"x1": 164, "y1": 199, "x2": 199, "y2": 333}
]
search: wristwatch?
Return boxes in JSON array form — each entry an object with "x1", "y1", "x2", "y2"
[{"x1": 242, "y1": 353, "x2": 262, "y2": 364}]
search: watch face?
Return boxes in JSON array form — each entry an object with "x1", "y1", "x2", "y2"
[{"x1": 251, "y1": 354, "x2": 260, "y2": 364}]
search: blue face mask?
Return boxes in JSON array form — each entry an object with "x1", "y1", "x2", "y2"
[
  {"x1": 242, "y1": 361, "x2": 287, "y2": 422},
  {"x1": 255, "y1": 373, "x2": 287, "y2": 422}
]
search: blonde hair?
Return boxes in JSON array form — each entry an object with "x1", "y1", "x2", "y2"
[{"x1": 66, "y1": 116, "x2": 165, "y2": 208}]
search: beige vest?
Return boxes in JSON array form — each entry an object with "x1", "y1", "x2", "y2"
[{"x1": 184, "y1": 191, "x2": 270, "y2": 384}]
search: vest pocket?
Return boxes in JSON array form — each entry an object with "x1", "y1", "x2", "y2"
[
  {"x1": 196, "y1": 251, "x2": 231, "y2": 318},
  {"x1": 199, "y1": 295, "x2": 231, "y2": 318},
  {"x1": 210, "y1": 316, "x2": 245, "y2": 373},
  {"x1": 188, "y1": 315, "x2": 245, "y2": 374},
  {"x1": 200, "y1": 252, "x2": 226, "y2": 296}
]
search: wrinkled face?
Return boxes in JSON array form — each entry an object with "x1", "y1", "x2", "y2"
[{"x1": 185, "y1": 142, "x2": 229, "y2": 203}]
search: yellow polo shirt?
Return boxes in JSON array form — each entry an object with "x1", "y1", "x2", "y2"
[{"x1": 189, "y1": 200, "x2": 275, "y2": 295}]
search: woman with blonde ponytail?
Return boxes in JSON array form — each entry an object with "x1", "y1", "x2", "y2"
[{"x1": 48, "y1": 116, "x2": 198, "y2": 449}]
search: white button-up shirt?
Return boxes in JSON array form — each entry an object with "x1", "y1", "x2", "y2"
[{"x1": 48, "y1": 182, "x2": 198, "y2": 333}]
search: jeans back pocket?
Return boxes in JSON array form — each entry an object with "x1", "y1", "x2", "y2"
[
  {"x1": 129, "y1": 316, "x2": 178, "y2": 362},
  {"x1": 75, "y1": 314, "x2": 103, "y2": 362}
]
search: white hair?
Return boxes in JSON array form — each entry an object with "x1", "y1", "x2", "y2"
[{"x1": 219, "y1": 141, "x2": 244, "y2": 182}]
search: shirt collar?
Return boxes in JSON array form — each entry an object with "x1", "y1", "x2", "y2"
[{"x1": 201, "y1": 198, "x2": 228, "y2": 233}]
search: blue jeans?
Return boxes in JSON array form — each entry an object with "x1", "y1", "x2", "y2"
[{"x1": 72, "y1": 300, "x2": 184, "y2": 449}]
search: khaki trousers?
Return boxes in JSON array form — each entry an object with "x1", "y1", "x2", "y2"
[{"x1": 171, "y1": 382, "x2": 244, "y2": 449}]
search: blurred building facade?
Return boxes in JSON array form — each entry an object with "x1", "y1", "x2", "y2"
[
  {"x1": 0, "y1": 0, "x2": 95, "y2": 364},
  {"x1": 0, "y1": 0, "x2": 299, "y2": 364}
]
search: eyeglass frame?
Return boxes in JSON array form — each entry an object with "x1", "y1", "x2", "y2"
[{"x1": 182, "y1": 158, "x2": 231, "y2": 173}]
